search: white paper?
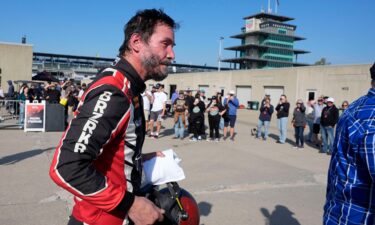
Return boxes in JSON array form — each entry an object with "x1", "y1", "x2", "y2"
[{"x1": 142, "y1": 149, "x2": 185, "y2": 186}]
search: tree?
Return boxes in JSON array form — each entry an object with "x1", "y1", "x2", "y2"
[{"x1": 314, "y1": 57, "x2": 331, "y2": 65}]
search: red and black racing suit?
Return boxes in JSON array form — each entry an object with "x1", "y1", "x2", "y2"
[{"x1": 50, "y1": 57, "x2": 146, "y2": 225}]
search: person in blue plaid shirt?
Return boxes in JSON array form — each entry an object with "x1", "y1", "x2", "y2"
[{"x1": 323, "y1": 63, "x2": 375, "y2": 224}]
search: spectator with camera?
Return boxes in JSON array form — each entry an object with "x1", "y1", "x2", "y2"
[
  {"x1": 320, "y1": 97, "x2": 339, "y2": 154},
  {"x1": 189, "y1": 94, "x2": 205, "y2": 141},
  {"x1": 275, "y1": 94, "x2": 290, "y2": 144},
  {"x1": 223, "y1": 90, "x2": 239, "y2": 141},
  {"x1": 44, "y1": 83, "x2": 61, "y2": 104},
  {"x1": 257, "y1": 97, "x2": 274, "y2": 140},
  {"x1": 206, "y1": 95, "x2": 226, "y2": 142},
  {"x1": 292, "y1": 99, "x2": 306, "y2": 149}
]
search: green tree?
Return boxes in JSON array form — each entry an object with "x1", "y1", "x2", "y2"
[{"x1": 314, "y1": 58, "x2": 331, "y2": 65}]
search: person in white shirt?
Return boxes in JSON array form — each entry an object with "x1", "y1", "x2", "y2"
[
  {"x1": 77, "y1": 83, "x2": 87, "y2": 101},
  {"x1": 149, "y1": 83, "x2": 167, "y2": 138},
  {"x1": 0, "y1": 86, "x2": 5, "y2": 99},
  {"x1": 141, "y1": 89, "x2": 153, "y2": 133}
]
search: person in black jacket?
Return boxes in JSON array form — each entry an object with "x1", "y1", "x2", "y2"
[
  {"x1": 189, "y1": 94, "x2": 205, "y2": 141},
  {"x1": 206, "y1": 95, "x2": 226, "y2": 141},
  {"x1": 292, "y1": 99, "x2": 306, "y2": 148},
  {"x1": 275, "y1": 94, "x2": 290, "y2": 144},
  {"x1": 257, "y1": 97, "x2": 274, "y2": 140},
  {"x1": 320, "y1": 97, "x2": 339, "y2": 154}
]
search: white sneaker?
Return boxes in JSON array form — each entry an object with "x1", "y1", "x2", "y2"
[
  {"x1": 215, "y1": 138, "x2": 219, "y2": 142},
  {"x1": 189, "y1": 137, "x2": 198, "y2": 142},
  {"x1": 198, "y1": 136, "x2": 202, "y2": 141}
]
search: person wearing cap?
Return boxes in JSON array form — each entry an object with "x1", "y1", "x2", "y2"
[
  {"x1": 44, "y1": 83, "x2": 61, "y2": 104},
  {"x1": 199, "y1": 89, "x2": 207, "y2": 105},
  {"x1": 319, "y1": 97, "x2": 339, "y2": 154},
  {"x1": 189, "y1": 94, "x2": 206, "y2": 141},
  {"x1": 257, "y1": 97, "x2": 274, "y2": 140},
  {"x1": 291, "y1": 99, "x2": 307, "y2": 149},
  {"x1": 323, "y1": 63, "x2": 375, "y2": 224},
  {"x1": 206, "y1": 95, "x2": 226, "y2": 141},
  {"x1": 173, "y1": 90, "x2": 188, "y2": 139},
  {"x1": 223, "y1": 90, "x2": 239, "y2": 141},
  {"x1": 275, "y1": 94, "x2": 290, "y2": 144},
  {"x1": 149, "y1": 83, "x2": 167, "y2": 138},
  {"x1": 310, "y1": 95, "x2": 325, "y2": 147}
]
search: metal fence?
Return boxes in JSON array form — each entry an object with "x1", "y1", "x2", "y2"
[{"x1": 0, "y1": 99, "x2": 22, "y2": 128}]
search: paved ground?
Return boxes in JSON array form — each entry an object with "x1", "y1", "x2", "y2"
[{"x1": 0, "y1": 110, "x2": 330, "y2": 225}]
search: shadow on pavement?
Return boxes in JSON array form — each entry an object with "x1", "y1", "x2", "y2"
[
  {"x1": 158, "y1": 127, "x2": 175, "y2": 138},
  {"x1": 0, "y1": 147, "x2": 55, "y2": 165},
  {"x1": 260, "y1": 205, "x2": 301, "y2": 225},
  {"x1": 268, "y1": 133, "x2": 296, "y2": 146},
  {"x1": 198, "y1": 201, "x2": 212, "y2": 217}
]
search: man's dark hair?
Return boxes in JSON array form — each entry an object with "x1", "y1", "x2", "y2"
[{"x1": 119, "y1": 9, "x2": 178, "y2": 55}]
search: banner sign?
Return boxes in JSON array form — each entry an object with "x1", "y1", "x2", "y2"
[{"x1": 24, "y1": 100, "x2": 46, "y2": 132}]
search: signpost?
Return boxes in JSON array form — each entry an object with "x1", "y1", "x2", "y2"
[{"x1": 24, "y1": 100, "x2": 46, "y2": 132}]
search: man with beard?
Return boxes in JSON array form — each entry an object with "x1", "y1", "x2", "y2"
[{"x1": 49, "y1": 9, "x2": 178, "y2": 225}]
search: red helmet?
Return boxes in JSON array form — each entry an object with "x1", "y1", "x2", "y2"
[{"x1": 150, "y1": 183, "x2": 200, "y2": 225}]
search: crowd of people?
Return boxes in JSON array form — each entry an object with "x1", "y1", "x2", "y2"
[
  {"x1": 141, "y1": 81, "x2": 349, "y2": 154},
  {"x1": 142, "y1": 84, "x2": 239, "y2": 142},
  {"x1": 256, "y1": 93, "x2": 348, "y2": 154},
  {"x1": 1, "y1": 79, "x2": 87, "y2": 128}
]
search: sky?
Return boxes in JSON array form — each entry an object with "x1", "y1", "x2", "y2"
[{"x1": 1, "y1": 0, "x2": 374, "y2": 67}]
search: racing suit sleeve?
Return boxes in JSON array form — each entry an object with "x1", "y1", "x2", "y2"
[{"x1": 49, "y1": 84, "x2": 134, "y2": 212}]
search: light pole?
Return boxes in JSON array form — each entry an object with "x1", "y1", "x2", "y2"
[{"x1": 218, "y1": 37, "x2": 224, "y2": 71}]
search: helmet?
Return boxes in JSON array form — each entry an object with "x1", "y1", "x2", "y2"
[{"x1": 149, "y1": 183, "x2": 200, "y2": 225}]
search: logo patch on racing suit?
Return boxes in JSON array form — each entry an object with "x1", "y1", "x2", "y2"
[{"x1": 74, "y1": 91, "x2": 112, "y2": 153}]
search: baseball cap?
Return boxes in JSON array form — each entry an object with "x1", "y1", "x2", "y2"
[
  {"x1": 370, "y1": 62, "x2": 375, "y2": 80},
  {"x1": 153, "y1": 83, "x2": 161, "y2": 89},
  {"x1": 327, "y1": 97, "x2": 335, "y2": 103},
  {"x1": 229, "y1": 90, "x2": 235, "y2": 95}
]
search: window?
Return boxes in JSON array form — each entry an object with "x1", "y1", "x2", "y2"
[{"x1": 306, "y1": 90, "x2": 317, "y2": 101}]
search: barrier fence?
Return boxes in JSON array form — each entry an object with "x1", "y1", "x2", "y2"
[{"x1": 0, "y1": 100, "x2": 22, "y2": 128}]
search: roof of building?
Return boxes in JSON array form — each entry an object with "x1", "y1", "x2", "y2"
[
  {"x1": 230, "y1": 30, "x2": 305, "y2": 41},
  {"x1": 34, "y1": 52, "x2": 114, "y2": 62},
  {"x1": 222, "y1": 56, "x2": 310, "y2": 67},
  {"x1": 243, "y1": 12, "x2": 294, "y2": 22},
  {"x1": 225, "y1": 43, "x2": 310, "y2": 54}
]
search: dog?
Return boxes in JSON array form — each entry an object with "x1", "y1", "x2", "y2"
[{"x1": 251, "y1": 127, "x2": 258, "y2": 136}]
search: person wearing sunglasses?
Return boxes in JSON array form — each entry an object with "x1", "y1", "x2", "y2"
[{"x1": 339, "y1": 100, "x2": 349, "y2": 117}]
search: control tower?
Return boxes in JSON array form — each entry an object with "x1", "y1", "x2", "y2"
[{"x1": 223, "y1": 12, "x2": 310, "y2": 69}]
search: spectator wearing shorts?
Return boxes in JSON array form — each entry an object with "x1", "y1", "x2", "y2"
[
  {"x1": 149, "y1": 83, "x2": 167, "y2": 138},
  {"x1": 223, "y1": 90, "x2": 239, "y2": 141}
]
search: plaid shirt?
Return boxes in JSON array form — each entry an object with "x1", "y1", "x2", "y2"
[{"x1": 324, "y1": 88, "x2": 375, "y2": 225}]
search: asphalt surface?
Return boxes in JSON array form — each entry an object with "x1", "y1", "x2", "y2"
[{"x1": 0, "y1": 110, "x2": 330, "y2": 225}]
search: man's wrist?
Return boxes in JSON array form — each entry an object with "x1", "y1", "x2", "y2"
[{"x1": 115, "y1": 191, "x2": 135, "y2": 213}]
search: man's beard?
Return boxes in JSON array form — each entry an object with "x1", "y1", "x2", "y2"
[{"x1": 141, "y1": 53, "x2": 170, "y2": 81}]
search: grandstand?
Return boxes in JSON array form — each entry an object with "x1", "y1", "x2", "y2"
[{"x1": 32, "y1": 52, "x2": 230, "y2": 81}]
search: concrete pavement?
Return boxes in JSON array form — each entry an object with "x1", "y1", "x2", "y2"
[{"x1": 0, "y1": 110, "x2": 330, "y2": 225}]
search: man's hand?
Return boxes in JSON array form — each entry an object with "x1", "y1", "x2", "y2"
[
  {"x1": 142, "y1": 151, "x2": 165, "y2": 162},
  {"x1": 128, "y1": 196, "x2": 164, "y2": 225}
]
